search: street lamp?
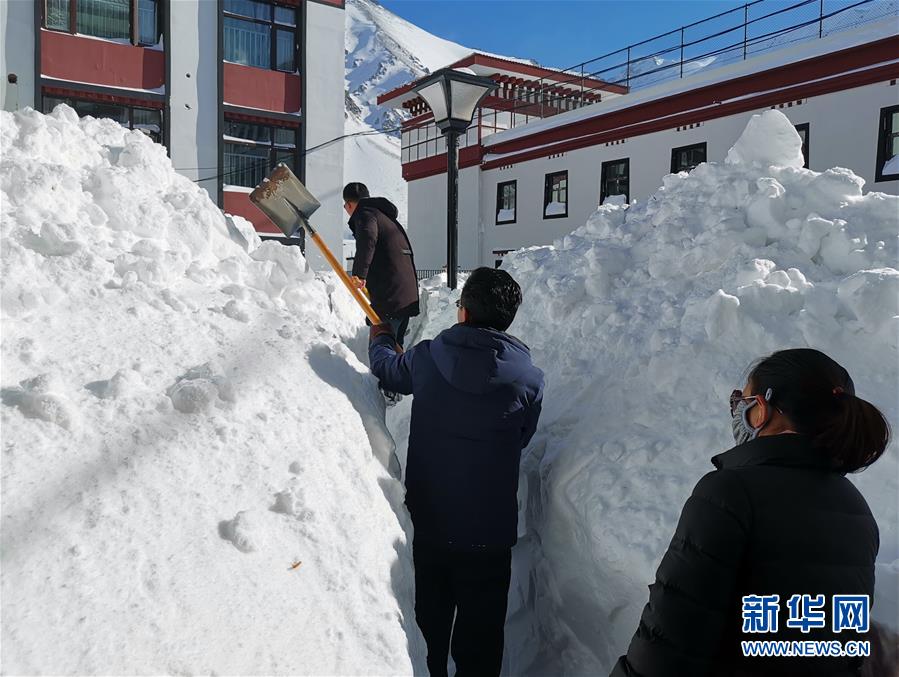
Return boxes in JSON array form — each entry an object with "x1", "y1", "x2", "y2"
[{"x1": 413, "y1": 68, "x2": 496, "y2": 289}]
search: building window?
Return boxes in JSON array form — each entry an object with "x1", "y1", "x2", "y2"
[
  {"x1": 794, "y1": 123, "x2": 810, "y2": 169},
  {"x1": 496, "y1": 180, "x2": 517, "y2": 225},
  {"x1": 876, "y1": 105, "x2": 899, "y2": 182},
  {"x1": 670, "y1": 142, "x2": 707, "y2": 173},
  {"x1": 543, "y1": 170, "x2": 568, "y2": 219},
  {"x1": 223, "y1": 0, "x2": 298, "y2": 73},
  {"x1": 42, "y1": 95, "x2": 163, "y2": 143},
  {"x1": 223, "y1": 120, "x2": 299, "y2": 188},
  {"x1": 600, "y1": 158, "x2": 629, "y2": 204},
  {"x1": 44, "y1": 0, "x2": 160, "y2": 46}
]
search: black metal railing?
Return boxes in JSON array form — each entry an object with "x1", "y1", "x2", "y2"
[{"x1": 510, "y1": 0, "x2": 896, "y2": 116}]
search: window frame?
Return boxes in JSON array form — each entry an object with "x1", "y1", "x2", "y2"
[
  {"x1": 543, "y1": 170, "x2": 569, "y2": 220},
  {"x1": 495, "y1": 180, "x2": 517, "y2": 226},
  {"x1": 794, "y1": 123, "x2": 810, "y2": 169},
  {"x1": 223, "y1": 0, "x2": 299, "y2": 73},
  {"x1": 875, "y1": 105, "x2": 899, "y2": 183},
  {"x1": 222, "y1": 118, "x2": 300, "y2": 189},
  {"x1": 670, "y1": 141, "x2": 707, "y2": 174},
  {"x1": 42, "y1": 93, "x2": 164, "y2": 143},
  {"x1": 42, "y1": 0, "x2": 161, "y2": 47},
  {"x1": 600, "y1": 157, "x2": 630, "y2": 204}
]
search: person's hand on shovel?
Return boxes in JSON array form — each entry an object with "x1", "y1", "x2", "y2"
[
  {"x1": 350, "y1": 276, "x2": 366, "y2": 289},
  {"x1": 370, "y1": 323, "x2": 404, "y2": 354}
]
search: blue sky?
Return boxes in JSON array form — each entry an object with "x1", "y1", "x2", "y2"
[{"x1": 380, "y1": 0, "x2": 750, "y2": 70}]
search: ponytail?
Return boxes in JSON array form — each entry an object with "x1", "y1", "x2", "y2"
[{"x1": 748, "y1": 349, "x2": 891, "y2": 473}]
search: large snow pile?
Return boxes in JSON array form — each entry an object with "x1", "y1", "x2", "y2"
[
  {"x1": 0, "y1": 106, "x2": 425, "y2": 674},
  {"x1": 392, "y1": 110, "x2": 898, "y2": 676}
]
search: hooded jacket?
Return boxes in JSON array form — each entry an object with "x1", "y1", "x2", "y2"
[
  {"x1": 369, "y1": 324, "x2": 544, "y2": 550},
  {"x1": 348, "y1": 197, "x2": 419, "y2": 319},
  {"x1": 611, "y1": 434, "x2": 878, "y2": 677}
]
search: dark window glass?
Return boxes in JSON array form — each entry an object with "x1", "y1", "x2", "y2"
[
  {"x1": 224, "y1": 121, "x2": 299, "y2": 188},
  {"x1": 274, "y1": 127, "x2": 296, "y2": 147},
  {"x1": 45, "y1": 0, "x2": 158, "y2": 45},
  {"x1": 600, "y1": 158, "x2": 629, "y2": 203},
  {"x1": 223, "y1": 1, "x2": 297, "y2": 72},
  {"x1": 77, "y1": 0, "x2": 130, "y2": 40},
  {"x1": 495, "y1": 180, "x2": 517, "y2": 225},
  {"x1": 224, "y1": 143, "x2": 270, "y2": 188},
  {"x1": 224, "y1": 0, "x2": 271, "y2": 20},
  {"x1": 670, "y1": 142, "x2": 707, "y2": 173},
  {"x1": 543, "y1": 171, "x2": 568, "y2": 219},
  {"x1": 274, "y1": 6, "x2": 295, "y2": 25},
  {"x1": 794, "y1": 123, "x2": 810, "y2": 169},
  {"x1": 225, "y1": 121, "x2": 271, "y2": 143},
  {"x1": 138, "y1": 0, "x2": 158, "y2": 45},
  {"x1": 275, "y1": 29, "x2": 295, "y2": 72},
  {"x1": 876, "y1": 105, "x2": 899, "y2": 182},
  {"x1": 132, "y1": 107, "x2": 163, "y2": 143},
  {"x1": 46, "y1": 0, "x2": 70, "y2": 30},
  {"x1": 224, "y1": 16, "x2": 271, "y2": 69}
]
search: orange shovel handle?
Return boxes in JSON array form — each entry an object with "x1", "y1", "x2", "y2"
[{"x1": 308, "y1": 231, "x2": 383, "y2": 326}]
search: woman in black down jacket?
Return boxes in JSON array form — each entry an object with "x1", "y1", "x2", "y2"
[{"x1": 612, "y1": 348, "x2": 891, "y2": 677}]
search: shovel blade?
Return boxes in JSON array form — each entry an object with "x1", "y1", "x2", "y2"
[{"x1": 249, "y1": 164, "x2": 321, "y2": 238}]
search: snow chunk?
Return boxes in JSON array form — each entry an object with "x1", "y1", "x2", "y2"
[
  {"x1": 0, "y1": 374, "x2": 76, "y2": 429},
  {"x1": 166, "y1": 363, "x2": 235, "y2": 413},
  {"x1": 219, "y1": 510, "x2": 266, "y2": 553},
  {"x1": 726, "y1": 109, "x2": 805, "y2": 169}
]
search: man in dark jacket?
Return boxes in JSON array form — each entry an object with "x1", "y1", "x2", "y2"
[
  {"x1": 344, "y1": 182, "x2": 419, "y2": 347},
  {"x1": 369, "y1": 267, "x2": 544, "y2": 677}
]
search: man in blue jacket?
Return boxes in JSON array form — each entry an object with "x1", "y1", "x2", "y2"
[{"x1": 369, "y1": 267, "x2": 544, "y2": 677}]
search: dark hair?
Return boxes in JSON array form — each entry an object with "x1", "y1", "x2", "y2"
[
  {"x1": 342, "y1": 182, "x2": 369, "y2": 203},
  {"x1": 460, "y1": 267, "x2": 522, "y2": 332},
  {"x1": 747, "y1": 348, "x2": 890, "y2": 473}
]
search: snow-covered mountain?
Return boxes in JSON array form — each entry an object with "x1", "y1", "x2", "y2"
[
  {"x1": 345, "y1": 0, "x2": 478, "y2": 133},
  {"x1": 342, "y1": 0, "x2": 533, "y2": 226}
]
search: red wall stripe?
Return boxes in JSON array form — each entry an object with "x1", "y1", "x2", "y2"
[
  {"x1": 223, "y1": 62, "x2": 301, "y2": 114},
  {"x1": 41, "y1": 30, "x2": 164, "y2": 90}
]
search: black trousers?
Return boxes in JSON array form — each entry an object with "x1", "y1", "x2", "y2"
[
  {"x1": 387, "y1": 316, "x2": 410, "y2": 348},
  {"x1": 413, "y1": 541, "x2": 512, "y2": 677}
]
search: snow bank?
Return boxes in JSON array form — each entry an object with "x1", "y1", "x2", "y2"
[
  {"x1": 1, "y1": 107, "x2": 424, "y2": 674},
  {"x1": 394, "y1": 111, "x2": 898, "y2": 675}
]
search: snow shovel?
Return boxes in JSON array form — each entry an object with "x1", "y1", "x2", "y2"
[{"x1": 249, "y1": 164, "x2": 383, "y2": 326}]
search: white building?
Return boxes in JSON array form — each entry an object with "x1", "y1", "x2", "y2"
[
  {"x1": 378, "y1": 2, "x2": 899, "y2": 271},
  {"x1": 1, "y1": 0, "x2": 346, "y2": 268}
]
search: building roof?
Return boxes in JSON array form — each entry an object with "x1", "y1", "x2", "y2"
[{"x1": 376, "y1": 52, "x2": 628, "y2": 109}]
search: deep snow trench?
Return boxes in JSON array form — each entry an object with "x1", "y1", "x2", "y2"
[
  {"x1": 2, "y1": 105, "x2": 896, "y2": 677},
  {"x1": 388, "y1": 111, "x2": 898, "y2": 676}
]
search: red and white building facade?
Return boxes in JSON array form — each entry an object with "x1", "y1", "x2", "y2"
[
  {"x1": 379, "y1": 14, "x2": 899, "y2": 271},
  {"x1": 1, "y1": 0, "x2": 347, "y2": 267}
]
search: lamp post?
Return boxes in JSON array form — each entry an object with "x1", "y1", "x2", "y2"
[{"x1": 413, "y1": 68, "x2": 496, "y2": 289}]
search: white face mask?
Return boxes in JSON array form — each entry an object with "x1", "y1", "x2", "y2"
[{"x1": 731, "y1": 399, "x2": 762, "y2": 445}]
